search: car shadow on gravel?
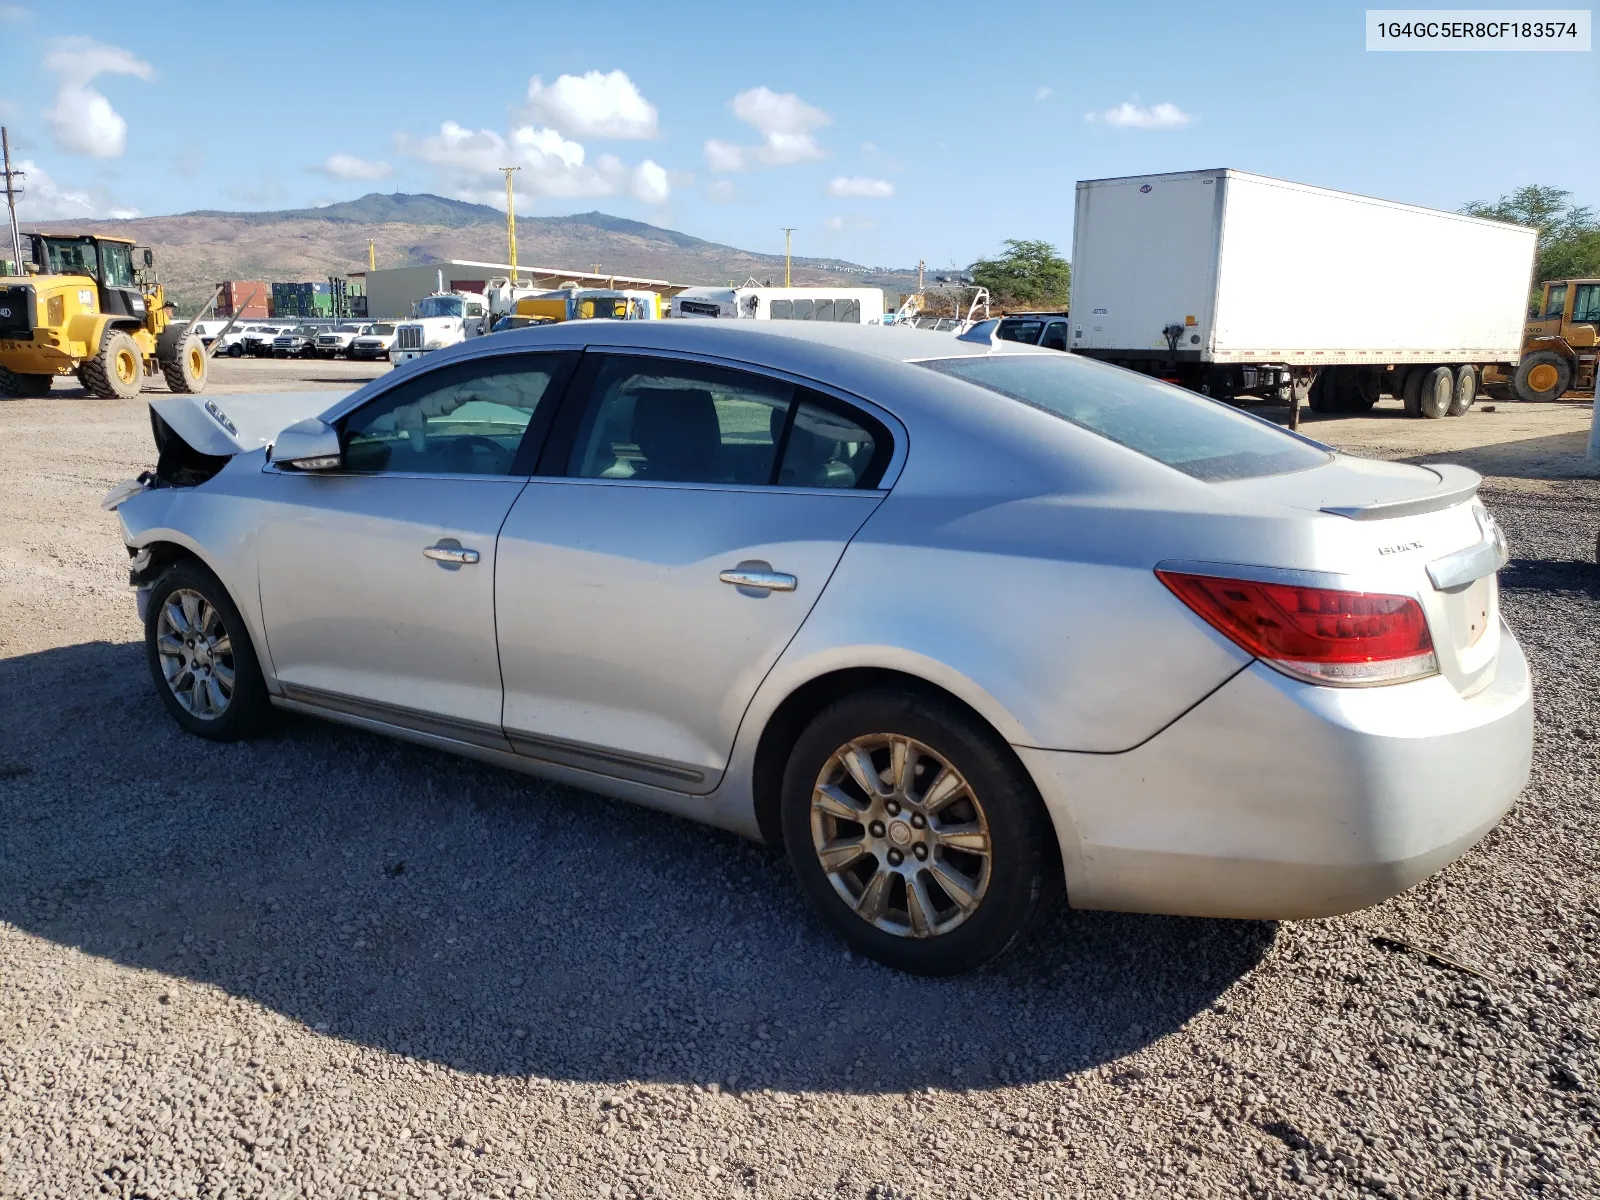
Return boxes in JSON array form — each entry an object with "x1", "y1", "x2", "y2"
[{"x1": 0, "y1": 639, "x2": 1275, "y2": 1095}]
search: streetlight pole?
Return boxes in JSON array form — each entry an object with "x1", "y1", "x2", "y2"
[
  {"x1": 781, "y1": 227, "x2": 796, "y2": 288},
  {"x1": 1, "y1": 128, "x2": 24, "y2": 274},
  {"x1": 500, "y1": 166, "x2": 521, "y2": 283}
]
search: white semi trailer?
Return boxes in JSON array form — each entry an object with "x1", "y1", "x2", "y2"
[{"x1": 1068, "y1": 169, "x2": 1538, "y2": 419}]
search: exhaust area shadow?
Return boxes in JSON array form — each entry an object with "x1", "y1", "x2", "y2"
[{"x1": 0, "y1": 640, "x2": 1273, "y2": 1094}]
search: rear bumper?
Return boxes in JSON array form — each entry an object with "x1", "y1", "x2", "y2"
[{"x1": 1019, "y1": 622, "x2": 1533, "y2": 920}]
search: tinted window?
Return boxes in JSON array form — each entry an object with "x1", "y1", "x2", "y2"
[
  {"x1": 837, "y1": 299, "x2": 861, "y2": 324},
  {"x1": 792, "y1": 299, "x2": 815, "y2": 321},
  {"x1": 342, "y1": 353, "x2": 571, "y2": 476},
  {"x1": 1543, "y1": 284, "x2": 1567, "y2": 319},
  {"x1": 770, "y1": 299, "x2": 793, "y2": 319},
  {"x1": 777, "y1": 400, "x2": 883, "y2": 489},
  {"x1": 814, "y1": 299, "x2": 836, "y2": 322},
  {"x1": 920, "y1": 355, "x2": 1329, "y2": 482},
  {"x1": 569, "y1": 356, "x2": 794, "y2": 486},
  {"x1": 100, "y1": 243, "x2": 136, "y2": 288},
  {"x1": 996, "y1": 319, "x2": 1044, "y2": 344},
  {"x1": 1040, "y1": 322, "x2": 1068, "y2": 351}
]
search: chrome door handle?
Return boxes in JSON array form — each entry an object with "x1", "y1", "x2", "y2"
[
  {"x1": 719, "y1": 567, "x2": 797, "y2": 592},
  {"x1": 423, "y1": 542, "x2": 480, "y2": 565}
]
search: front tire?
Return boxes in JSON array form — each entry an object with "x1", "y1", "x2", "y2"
[
  {"x1": 780, "y1": 688, "x2": 1060, "y2": 975},
  {"x1": 145, "y1": 561, "x2": 271, "y2": 741},
  {"x1": 80, "y1": 329, "x2": 144, "y2": 399},
  {"x1": 228, "y1": 343, "x2": 244, "y2": 358},
  {"x1": 157, "y1": 330, "x2": 208, "y2": 394},
  {"x1": 1512, "y1": 350, "x2": 1572, "y2": 403}
]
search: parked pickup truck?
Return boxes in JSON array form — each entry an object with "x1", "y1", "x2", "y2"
[
  {"x1": 313, "y1": 323, "x2": 373, "y2": 358},
  {"x1": 994, "y1": 312, "x2": 1070, "y2": 351},
  {"x1": 271, "y1": 326, "x2": 320, "y2": 358},
  {"x1": 348, "y1": 322, "x2": 397, "y2": 360}
]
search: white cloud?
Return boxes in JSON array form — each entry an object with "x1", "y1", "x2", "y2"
[
  {"x1": 12, "y1": 158, "x2": 138, "y2": 220},
  {"x1": 827, "y1": 175, "x2": 893, "y2": 199},
  {"x1": 704, "y1": 86, "x2": 830, "y2": 172},
  {"x1": 524, "y1": 70, "x2": 659, "y2": 139},
  {"x1": 707, "y1": 179, "x2": 736, "y2": 203},
  {"x1": 860, "y1": 140, "x2": 878, "y2": 153},
  {"x1": 631, "y1": 159, "x2": 669, "y2": 204},
  {"x1": 398, "y1": 119, "x2": 667, "y2": 206},
  {"x1": 42, "y1": 36, "x2": 154, "y2": 158},
  {"x1": 1085, "y1": 101, "x2": 1193, "y2": 129},
  {"x1": 313, "y1": 153, "x2": 393, "y2": 181},
  {"x1": 1036, "y1": 86, "x2": 1055, "y2": 102}
]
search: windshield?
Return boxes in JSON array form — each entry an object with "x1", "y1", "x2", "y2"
[
  {"x1": 370, "y1": 323, "x2": 396, "y2": 335},
  {"x1": 335, "y1": 324, "x2": 361, "y2": 332},
  {"x1": 919, "y1": 354, "x2": 1330, "y2": 482},
  {"x1": 36, "y1": 236, "x2": 99, "y2": 280},
  {"x1": 417, "y1": 296, "x2": 464, "y2": 319}
]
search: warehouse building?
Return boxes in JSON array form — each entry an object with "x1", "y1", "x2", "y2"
[{"x1": 363, "y1": 260, "x2": 679, "y2": 319}]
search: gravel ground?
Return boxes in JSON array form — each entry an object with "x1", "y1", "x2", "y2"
[{"x1": 1, "y1": 392, "x2": 1597, "y2": 1200}]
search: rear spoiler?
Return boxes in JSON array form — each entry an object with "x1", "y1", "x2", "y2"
[
  {"x1": 147, "y1": 391, "x2": 352, "y2": 459},
  {"x1": 1320, "y1": 463, "x2": 1481, "y2": 521}
]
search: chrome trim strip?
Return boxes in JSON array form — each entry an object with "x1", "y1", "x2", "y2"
[
  {"x1": 1427, "y1": 537, "x2": 1507, "y2": 592},
  {"x1": 1154, "y1": 558, "x2": 1356, "y2": 592},
  {"x1": 277, "y1": 683, "x2": 511, "y2": 751},
  {"x1": 504, "y1": 727, "x2": 708, "y2": 786}
]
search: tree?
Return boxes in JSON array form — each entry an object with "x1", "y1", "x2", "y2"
[
  {"x1": 970, "y1": 239, "x2": 1070, "y2": 310},
  {"x1": 1460, "y1": 186, "x2": 1600, "y2": 307}
]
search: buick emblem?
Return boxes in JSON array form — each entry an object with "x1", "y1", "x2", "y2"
[{"x1": 1139, "y1": 184, "x2": 1152, "y2": 193}]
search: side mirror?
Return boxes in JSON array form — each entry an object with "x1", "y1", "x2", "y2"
[
  {"x1": 142, "y1": 248, "x2": 154, "y2": 268},
  {"x1": 269, "y1": 418, "x2": 342, "y2": 471}
]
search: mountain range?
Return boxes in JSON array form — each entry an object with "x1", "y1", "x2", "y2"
[{"x1": 40, "y1": 193, "x2": 919, "y2": 313}]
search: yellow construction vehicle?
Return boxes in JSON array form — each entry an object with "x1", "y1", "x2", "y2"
[
  {"x1": 0, "y1": 231, "x2": 207, "y2": 399},
  {"x1": 1485, "y1": 277, "x2": 1599, "y2": 403}
]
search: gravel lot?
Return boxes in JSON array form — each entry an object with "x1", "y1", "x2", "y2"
[{"x1": 1, "y1": 381, "x2": 1597, "y2": 1200}]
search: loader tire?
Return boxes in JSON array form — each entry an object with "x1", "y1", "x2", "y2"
[
  {"x1": 158, "y1": 330, "x2": 208, "y2": 394},
  {"x1": 1448, "y1": 365, "x2": 1477, "y2": 417},
  {"x1": 14, "y1": 373, "x2": 54, "y2": 397},
  {"x1": 1418, "y1": 366, "x2": 1453, "y2": 419},
  {"x1": 80, "y1": 330, "x2": 145, "y2": 399},
  {"x1": 1512, "y1": 351, "x2": 1572, "y2": 403},
  {"x1": 0, "y1": 365, "x2": 18, "y2": 398}
]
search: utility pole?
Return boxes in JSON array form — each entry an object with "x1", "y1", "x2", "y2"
[
  {"x1": 2, "y1": 128, "x2": 24, "y2": 275},
  {"x1": 368, "y1": 239, "x2": 376, "y2": 271},
  {"x1": 917, "y1": 258, "x2": 925, "y2": 293},
  {"x1": 500, "y1": 166, "x2": 521, "y2": 283},
  {"x1": 781, "y1": 228, "x2": 796, "y2": 287}
]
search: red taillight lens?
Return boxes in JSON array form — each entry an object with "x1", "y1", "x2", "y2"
[{"x1": 1156, "y1": 569, "x2": 1437, "y2": 685}]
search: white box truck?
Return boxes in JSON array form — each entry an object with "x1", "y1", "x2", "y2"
[{"x1": 1068, "y1": 169, "x2": 1538, "y2": 419}]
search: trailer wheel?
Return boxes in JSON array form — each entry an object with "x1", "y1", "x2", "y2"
[
  {"x1": 1448, "y1": 365, "x2": 1476, "y2": 416},
  {"x1": 1512, "y1": 351, "x2": 1572, "y2": 403},
  {"x1": 1418, "y1": 366, "x2": 1453, "y2": 419},
  {"x1": 1307, "y1": 369, "x2": 1333, "y2": 413},
  {"x1": 1343, "y1": 367, "x2": 1380, "y2": 413},
  {"x1": 1401, "y1": 367, "x2": 1424, "y2": 416}
]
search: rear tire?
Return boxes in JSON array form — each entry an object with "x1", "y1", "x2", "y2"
[
  {"x1": 79, "y1": 329, "x2": 144, "y2": 399},
  {"x1": 1307, "y1": 370, "x2": 1333, "y2": 413},
  {"x1": 779, "y1": 687, "x2": 1061, "y2": 976},
  {"x1": 1418, "y1": 366, "x2": 1453, "y2": 419},
  {"x1": 157, "y1": 330, "x2": 208, "y2": 394},
  {"x1": 1402, "y1": 366, "x2": 1425, "y2": 416},
  {"x1": 4, "y1": 371, "x2": 54, "y2": 397},
  {"x1": 1512, "y1": 350, "x2": 1572, "y2": 403},
  {"x1": 144, "y1": 561, "x2": 271, "y2": 741},
  {"x1": 1448, "y1": 365, "x2": 1477, "y2": 417}
]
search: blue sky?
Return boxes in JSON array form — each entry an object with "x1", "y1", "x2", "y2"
[{"x1": 1, "y1": 0, "x2": 1593, "y2": 270}]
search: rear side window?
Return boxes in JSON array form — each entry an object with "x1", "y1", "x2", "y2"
[
  {"x1": 996, "y1": 319, "x2": 1043, "y2": 344},
  {"x1": 920, "y1": 355, "x2": 1329, "y2": 481}
]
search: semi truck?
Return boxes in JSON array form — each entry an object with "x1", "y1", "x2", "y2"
[{"x1": 1068, "y1": 169, "x2": 1538, "y2": 419}]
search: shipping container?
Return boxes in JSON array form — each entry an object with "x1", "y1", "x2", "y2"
[
  {"x1": 216, "y1": 280, "x2": 269, "y2": 319},
  {"x1": 1067, "y1": 168, "x2": 1538, "y2": 413}
]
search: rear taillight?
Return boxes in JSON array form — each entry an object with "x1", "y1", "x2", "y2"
[{"x1": 1156, "y1": 569, "x2": 1437, "y2": 686}]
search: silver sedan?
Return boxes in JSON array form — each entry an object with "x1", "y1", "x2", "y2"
[{"x1": 108, "y1": 321, "x2": 1532, "y2": 975}]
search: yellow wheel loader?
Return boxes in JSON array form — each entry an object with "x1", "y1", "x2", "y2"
[
  {"x1": 1483, "y1": 277, "x2": 1599, "y2": 403},
  {"x1": 0, "y1": 232, "x2": 206, "y2": 399}
]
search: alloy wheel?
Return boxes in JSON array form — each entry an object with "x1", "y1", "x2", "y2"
[
  {"x1": 809, "y1": 733, "x2": 992, "y2": 938},
  {"x1": 155, "y1": 588, "x2": 236, "y2": 719}
]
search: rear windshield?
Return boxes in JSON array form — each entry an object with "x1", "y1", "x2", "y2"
[
  {"x1": 919, "y1": 355, "x2": 1330, "y2": 481},
  {"x1": 995, "y1": 319, "x2": 1043, "y2": 344}
]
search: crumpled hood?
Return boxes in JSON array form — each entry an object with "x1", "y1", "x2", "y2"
[{"x1": 148, "y1": 391, "x2": 353, "y2": 458}]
